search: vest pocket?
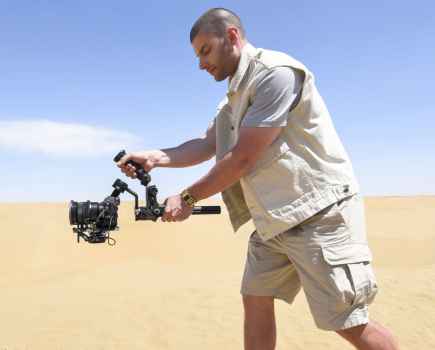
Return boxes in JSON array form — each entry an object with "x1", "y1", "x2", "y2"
[{"x1": 245, "y1": 150, "x2": 313, "y2": 213}]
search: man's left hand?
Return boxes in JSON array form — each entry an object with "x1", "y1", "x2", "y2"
[{"x1": 162, "y1": 194, "x2": 193, "y2": 222}]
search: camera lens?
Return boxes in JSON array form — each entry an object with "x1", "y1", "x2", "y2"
[
  {"x1": 68, "y1": 199, "x2": 118, "y2": 231},
  {"x1": 77, "y1": 201, "x2": 86, "y2": 224},
  {"x1": 88, "y1": 202, "x2": 100, "y2": 220},
  {"x1": 69, "y1": 201, "x2": 78, "y2": 225}
]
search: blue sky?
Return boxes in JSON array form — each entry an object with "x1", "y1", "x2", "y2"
[{"x1": 0, "y1": 1, "x2": 434, "y2": 202}]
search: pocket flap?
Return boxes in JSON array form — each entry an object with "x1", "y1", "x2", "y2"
[{"x1": 321, "y1": 243, "x2": 372, "y2": 266}]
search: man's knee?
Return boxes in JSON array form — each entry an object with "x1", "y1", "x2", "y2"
[
  {"x1": 336, "y1": 321, "x2": 399, "y2": 349},
  {"x1": 336, "y1": 323, "x2": 368, "y2": 344},
  {"x1": 242, "y1": 295, "x2": 275, "y2": 316},
  {"x1": 243, "y1": 295, "x2": 274, "y2": 307}
]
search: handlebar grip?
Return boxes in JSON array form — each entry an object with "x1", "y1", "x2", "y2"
[
  {"x1": 113, "y1": 150, "x2": 126, "y2": 163},
  {"x1": 113, "y1": 150, "x2": 143, "y2": 170},
  {"x1": 114, "y1": 150, "x2": 151, "y2": 186},
  {"x1": 192, "y1": 206, "x2": 221, "y2": 214}
]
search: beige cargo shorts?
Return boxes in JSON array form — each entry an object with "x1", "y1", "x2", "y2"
[{"x1": 241, "y1": 194, "x2": 378, "y2": 331}]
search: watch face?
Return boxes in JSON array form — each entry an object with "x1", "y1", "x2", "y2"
[{"x1": 182, "y1": 192, "x2": 194, "y2": 206}]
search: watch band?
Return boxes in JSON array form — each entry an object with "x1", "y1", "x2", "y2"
[{"x1": 181, "y1": 189, "x2": 197, "y2": 207}]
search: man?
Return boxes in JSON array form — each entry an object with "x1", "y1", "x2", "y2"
[{"x1": 117, "y1": 8, "x2": 399, "y2": 350}]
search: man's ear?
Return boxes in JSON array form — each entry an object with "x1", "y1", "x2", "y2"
[{"x1": 226, "y1": 26, "x2": 240, "y2": 46}]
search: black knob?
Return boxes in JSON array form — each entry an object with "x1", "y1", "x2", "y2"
[{"x1": 113, "y1": 150, "x2": 126, "y2": 163}]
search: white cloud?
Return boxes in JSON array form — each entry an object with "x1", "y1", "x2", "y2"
[{"x1": 0, "y1": 119, "x2": 142, "y2": 157}]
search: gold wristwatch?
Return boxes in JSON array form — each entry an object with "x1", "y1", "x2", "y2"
[{"x1": 181, "y1": 189, "x2": 197, "y2": 207}]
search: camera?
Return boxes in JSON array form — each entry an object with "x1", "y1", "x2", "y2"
[
  {"x1": 69, "y1": 196, "x2": 119, "y2": 244},
  {"x1": 69, "y1": 178, "x2": 134, "y2": 245}
]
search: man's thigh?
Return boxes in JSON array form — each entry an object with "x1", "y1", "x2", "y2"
[
  {"x1": 241, "y1": 231, "x2": 301, "y2": 304},
  {"x1": 280, "y1": 194, "x2": 378, "y2": 331}
]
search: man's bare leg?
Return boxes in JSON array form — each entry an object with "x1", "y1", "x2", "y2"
[
  {"x1": 243, "y1": 295, "x2": 276, "y2": 350},
  {"x1": 336, "y1": 320, "x2": 400, "y2": 350}
]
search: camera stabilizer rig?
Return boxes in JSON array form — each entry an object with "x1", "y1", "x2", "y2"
[
  {"x1": 68, "y1": 150, "x2": 221, "y2": 245},
  {"x1": 113, "y1": 150, "x2": 221, "y2": 220}
]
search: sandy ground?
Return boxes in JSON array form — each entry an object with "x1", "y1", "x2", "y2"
[{"x1": 1, "y1": 196, "x2": 434, "y2": 349}]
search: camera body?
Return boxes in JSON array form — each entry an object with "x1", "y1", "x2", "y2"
[{"x1": 69, "y1": 196, "x2": 120, "y2": 244}]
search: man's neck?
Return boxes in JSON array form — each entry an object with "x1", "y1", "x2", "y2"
[{"x1": 229, "y1": 41, "x2": 247, "y2": 81}]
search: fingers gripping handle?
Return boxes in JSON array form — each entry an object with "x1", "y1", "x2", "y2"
[
  {"x1": 113, "y1": 150, "x2": 141, "y2": 169},
  {"x1": 114, "y1": 150, "x2": 151, "y2": 186}
]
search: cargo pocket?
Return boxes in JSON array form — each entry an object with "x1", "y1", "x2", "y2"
[{"x1": 321, "y1": 243, "x2": 378, "y2": 312}]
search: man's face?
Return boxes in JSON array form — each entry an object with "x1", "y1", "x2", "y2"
[{"x1": 192, "y1": 31, "x2": 238, "y2": 82}]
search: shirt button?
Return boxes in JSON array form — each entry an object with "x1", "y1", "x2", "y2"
[{"x1": 231, "y1": 126, "x2": 235, "y2": 130}]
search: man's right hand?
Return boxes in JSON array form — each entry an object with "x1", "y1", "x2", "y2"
[{"x1": 116, "y1": 150, "x2": 165, "y2": 179}]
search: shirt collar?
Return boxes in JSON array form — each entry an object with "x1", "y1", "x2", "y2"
[{"x1": 228, "y1": 43, "x2": 259, "y2": 95}]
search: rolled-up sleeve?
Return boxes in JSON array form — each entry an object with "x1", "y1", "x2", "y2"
[{"x1": 241, "y1": 66, "x2": 303, "y2": 127}]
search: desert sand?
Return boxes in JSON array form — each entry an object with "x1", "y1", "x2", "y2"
[{"x1": 1, "y1": 196, "x2": 434, "y2": 349}]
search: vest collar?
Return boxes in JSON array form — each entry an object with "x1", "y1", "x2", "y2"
[{"x1": 228, "y1": 43, "x2": 259, "y2": 96}]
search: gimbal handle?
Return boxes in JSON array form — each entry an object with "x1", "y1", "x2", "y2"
[{"x1": 113, "y1": 150, "x2": 151, "y2": 186}]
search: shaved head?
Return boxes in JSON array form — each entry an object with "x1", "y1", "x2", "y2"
[{"x1": 190, "y1": 8, "x2": 246, "y2": 43}]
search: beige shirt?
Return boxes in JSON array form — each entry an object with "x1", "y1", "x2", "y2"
[{"x1": 214, "y1": 43, "x2": 359, "y2": 240}]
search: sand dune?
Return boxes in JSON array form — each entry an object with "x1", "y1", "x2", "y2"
[{"x1": 1, "y1": 196, "x2": 434, "y2": 349}]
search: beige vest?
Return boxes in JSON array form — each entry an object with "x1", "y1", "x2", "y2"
[{"x1": 215, "y1": 44, "x2": 359, "y2": 240}]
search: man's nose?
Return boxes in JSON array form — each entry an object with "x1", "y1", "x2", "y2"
[{"x1": 199, "y1": 59, "x2": 208, "y2": 70}]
